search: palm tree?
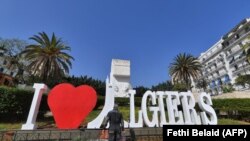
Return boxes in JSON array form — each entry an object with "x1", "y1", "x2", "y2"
[
  {"x1": 169, "y1": 53, "x2": 202, "y2": 90},
  {"x1": 21, "y1": 32, "x2": 74, "y2": 82}
]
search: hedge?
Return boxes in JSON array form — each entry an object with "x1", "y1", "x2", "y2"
[
  {"x1": 0, "y1": 86, "x2": 49, "y2": 120},
  {"x1": 212, "y1": 99, "x2": 250, "y2": 120},
  {"x1": 212, "y1": 99, "x2": 250, "y2": 111}
]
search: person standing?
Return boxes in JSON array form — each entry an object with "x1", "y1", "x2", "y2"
[{"x1": 102, "y1": 104, "x2": 124, "y2": 141}]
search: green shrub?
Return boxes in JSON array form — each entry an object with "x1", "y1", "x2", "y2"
[
  {"x1": 235, "y1": 74, "x2": 250, "y2": 88},
  {"x1": 212, "y1": 99, "x2": 250, "y2": 111},
  {"x1": 212, "y1": 99, "x2": 250, "y2": 120},
  {"x1": 173, "y1": 83, "x2": 188, "y2": 92},
  {"x1": 95, "y1": 96, "x2": 142, "y2": 109},
  {"x1": 0, "y1": 86, "x2": 49, "y2": 120},
  {"x1": 222, "y1": 85, "x2": 235, "y2": 93}
]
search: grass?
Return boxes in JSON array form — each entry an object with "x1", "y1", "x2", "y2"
[
  {"x1": 0, "y1": 121, "x2": 55, "y2": 130},
  {"x1": 218, "y1": 118, "x2": 250, "y2": 125}
]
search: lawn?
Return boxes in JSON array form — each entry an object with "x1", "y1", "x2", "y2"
[{"x1": 218, "y1": 118, "x2": 250, "y2": 125}]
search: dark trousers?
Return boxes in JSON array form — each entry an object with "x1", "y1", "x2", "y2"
[{"x1": 109, "y1": 130, "x2": 121, "y2": 141}]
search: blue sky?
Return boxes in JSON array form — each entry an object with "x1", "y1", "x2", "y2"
[{"x1": 0, "y1": 0, "x2": 250, "y2": 87}]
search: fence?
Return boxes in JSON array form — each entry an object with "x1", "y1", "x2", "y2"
[{"x1": 0, "y1": 128, "x2": 162, "y2": 141}]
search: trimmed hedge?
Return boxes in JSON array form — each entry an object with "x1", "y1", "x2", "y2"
[
  {"x1": 212, "y1": 99, "x2": 250, "y2": 120},
  {"x1": 0, "y1": 86, "x2": 49, "y2": 120},
  {"x1": 212, "y1": 99, "x2": 250, "y2": 111}
]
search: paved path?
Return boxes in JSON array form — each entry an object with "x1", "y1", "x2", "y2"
[
  {"x1": 212, "y1": 90, "x2": 250, "y2": 99},
  {"x1": 192, "y1": 90, "x2": 250, "y2": 101}
]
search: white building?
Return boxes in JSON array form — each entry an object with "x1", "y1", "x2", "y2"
[{"x1": 195, "y1": 18, "x2": 250, "y2": 94}]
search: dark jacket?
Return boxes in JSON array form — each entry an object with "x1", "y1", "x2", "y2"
[{"x1": 103, "y1": 109, "x2": 124, "y2": 132}]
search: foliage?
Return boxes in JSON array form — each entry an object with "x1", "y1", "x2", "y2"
[
  {"x1": 0, "y1": 38, "x2": 28, "y2": 84},
  {"x1": 240, "y1": 34, "x2": 250, "y2": 62},
  {"x1": 212, "y1": 99, "x2": 250, "y2": 111},
  {"x1": 95, "y1": 96, "x2": 142, "y2": 109},
  {"x1": 222, "y1": 84, "x2": 235, "y2": 93},
  {"x1": 134, "y1": 86, "x2": 149, "y2": 97},
  {"x1": 172, "y1": 83, "x2": 188, "y2": 92},
  {"x1": 27, "y1": 75, "x2": 106, "y2": 95},
  {"x1": 212, "y1": 99, "x2": 250, "y2": 120},
  {"x1": 195, "y1": 78, "x2": 207, "y2": 91},
  {"x1": 0, "y1": 86, "x2": 49, "y2": 120},
  {"x1": 0, "y1": 38, "x2": 27, "y2": 56},
  {"x1": 235, "y1": 74, "x2": 250, "y2": 88},
  {"x1": 21, "y1": 32, "x2": 74, "y2": 83},
  {"x1": 218, "y1": 119, "x2": 250, "y2": 125},
  {"x1": 151, "y1": 81, "x2": 173, "y2": 91},
  {"x1": 169, "y1": 53, "x2": 201, "y2": 89},
  {"x1": 61, "y1": 75, "x2": 105, "y2": 95}
]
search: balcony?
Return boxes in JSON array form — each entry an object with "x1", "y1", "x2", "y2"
[
  {"x1": 206, "y1": 60, "x2": 216, "y2": 67},
  {"x1": 223, "y1": 31, "x2": 250, "y2": 51},
  {"x1": 232, "y1": 64, "x2": 250, "y2": 76},
  {"x1": 229, "y1": 54, "x2": 247, "y2": 67},
  {"x1": 216, "y1": 72, "x2": 227, "y2": 80},
  {"x1": 206, "y1": 64, "x2": 226, "y2": 76},
  {"x1": 226, "y1": 46, "x2": 243, "y2": 59}
]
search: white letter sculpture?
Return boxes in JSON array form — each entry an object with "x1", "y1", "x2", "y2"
[
  {"x1": 87, "y1": 59, "x2": 132, "y2": 128},
  {"x1": 87, "y1": 59, "x2": 218, "y2": 128},
  {"x1": 22, "y1": 83, "x2": 47, "y2": 130}
]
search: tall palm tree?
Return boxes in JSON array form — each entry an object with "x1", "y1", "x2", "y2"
[
  {"x1": 21, "y1": 32, "x2": 74, "y2": 82},
  {"x1": 169, "y1": 53, "x2": 202, "y2": 89}
]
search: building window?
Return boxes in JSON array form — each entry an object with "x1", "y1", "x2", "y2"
[
  {"x1": 0, "y1": 68, "x2": 3, "y2": 72},
  {"x1": 238, "y1": 42, "x2": 243, "y2": 46},
  {"x1": 216, "y1": 71, "x2": 220, "y2": 76},
  {"x1": 229, "y1": 57, "x2": 235, "y2": 64},
  {"x1": 222, "y1": 42, "x2": 229, "y2": 48},
  {"x1": 214, "y1": 63, "x2": 217, "y2": 68},
  {"x1": 3, "y1": 60, "x2": 7, "y2": 65},
  {"x1": 235, "y1": 34, "x2": 240, "y2": 39},
  {"x1": 10, "y1": 72, "x2": 14, "y2": 76},
  {"x1": 217, "y1": 78, "x2": 222, "y2": 86},
  {"x1": 234, "y1": 65, "x2": 238, "y2": 70}
]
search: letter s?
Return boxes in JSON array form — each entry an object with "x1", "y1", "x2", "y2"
[{"x1": 198, "y1": 92, "x2": 217, "y2": 125}]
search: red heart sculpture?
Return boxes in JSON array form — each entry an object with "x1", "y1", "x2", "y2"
[{"x1": 48, "y1": 83, "x2": 97, "y2": 129}]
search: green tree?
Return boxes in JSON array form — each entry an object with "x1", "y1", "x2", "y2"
[
  {"x1": 134, "y1": 86, "x2": 149, "y2": 97},
  {"x1": 195, "y1": 78, "x2": 208, "y2": 91},
  {"x1": 169, "y1": 53, "x2": 201, "y2": 90},
  {"x1": 21, "y1": 32, "x2": 74, "y2": 83},
  {"x1": 151, "y1": 81, "x2": 173, "y2": 91},
  {"x1": 240, "y1": 34, "x2": 250, "y2": 62},
  {"x1": 172, "y1": 83, "x2": 188, "y2": 92},
  {"x1": 0, "y1": 38, "x2": 28, "y2": 84},
  {"x1": 235, "y1": 74, "x2": 250, "y2": 88}
]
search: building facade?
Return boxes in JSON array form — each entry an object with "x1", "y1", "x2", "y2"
[{"x1": 195, "y1": 18, "x2": 250, "y2": 94}]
